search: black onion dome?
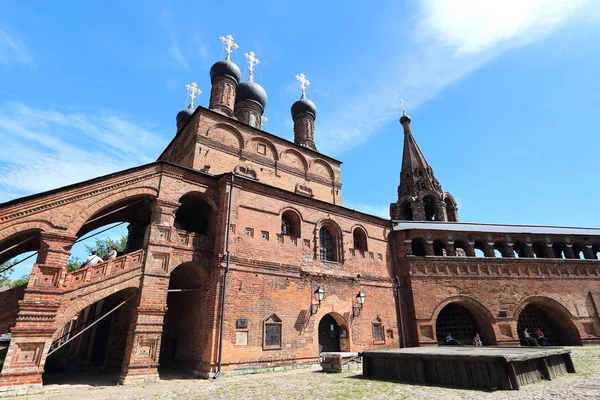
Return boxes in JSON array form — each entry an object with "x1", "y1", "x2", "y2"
[
  {"x1": 176, "y1": 105, "x2": 194, "y2": 130},
  {"x1": 400, "y1": 114, "x2": 411, "y2": 124},
  {"x1": 236, "y1": 81, "x2": 267, "y2": 109},
  {"x1": 210, "y1": 59, "x2": 242, "y2": 84},
  {"x1": 291, "y1": 94, "x2": 317, "y2": 119}
]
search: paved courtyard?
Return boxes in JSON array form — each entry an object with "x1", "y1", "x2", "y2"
[{"x1": 18, "y1": 346, "x2": 600, "y2": 400}]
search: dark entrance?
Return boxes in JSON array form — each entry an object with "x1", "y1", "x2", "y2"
[
  {"x1": 436, "y1": 303, "x2": 480, "y2": 345},
  {"x1": 318, "y1": 314, "x2": 340, "y2": 353},
  {"x1": 517, "y1": 303, "x2": 579, "y2": 346}
]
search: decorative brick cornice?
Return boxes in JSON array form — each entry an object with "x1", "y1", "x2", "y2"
[{"x1": 0, "y1": 169, "x2": 161, "y2": 223}]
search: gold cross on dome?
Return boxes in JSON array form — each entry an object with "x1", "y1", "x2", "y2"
[
  {"x1": 244, "y1": 51, "x2": 259, "y2": 81},
  {"x1": 185, "y1": 82, "x2": 202, "y2": 108},
  {"x1": 220, "y1": 34, "x2": 239, "y2": 60},
  {"x1": 295, "y1": 73, "x2": 310, "y2": 96},
  {"x1": 400, "y1": 98, "x2": 407, "y2": 116}
]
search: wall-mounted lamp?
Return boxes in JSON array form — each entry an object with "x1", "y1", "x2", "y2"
[
  {"x1": 310, "y1": 287, "x2": 325, "y2": 315},
  {"x1": 352, "y1": 291, "x2": 366, "y2": 318}
]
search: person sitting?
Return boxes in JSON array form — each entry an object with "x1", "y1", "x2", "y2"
[
  {"x1": 106, "y1": 245, "x2": 118, "y2": 260},
  {"x1": 82, "y1": 250, "x2": 103, "y2": 268},
  {"x1": 472, "y1": 332, "x2": 482, "y2": 347},
  {"x1": 446, "y1": 333, "x2": 461, "y2": 345},
  {"x1": 523, "y1": 328, "x2": 539, "y2": 346},
  {"x1": 534, "y1": 328, "x2": 549, "y2": 346}
]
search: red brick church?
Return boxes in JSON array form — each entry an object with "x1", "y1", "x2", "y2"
[{"x1": 0, "y1": 36, "x2": 598, "y2": 395}]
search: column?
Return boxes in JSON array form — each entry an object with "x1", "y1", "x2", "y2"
[
  {"x1": 0, "y1": 232, "x2": 76, "y2": 395},
  {"x1": 119, "y1": 199, "x2": 176, "y2": 384}
]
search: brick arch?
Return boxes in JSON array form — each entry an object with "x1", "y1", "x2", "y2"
[
  {"x1": 417, "y1": 190, "x2": 442, "y2": 201},
  {"x1": 66, "y1": 186, "x2": 159, "y2": 235},
  {"x1": 280, "y1": 207, "x2": 303, "y2": 238},
  {"x1": 52, "y1": 279, "x2": 141, "y2": 341},
  {"x1": 349, "y1": 223, "x2": 370, "y2": 239},
  {"x1": 309, "y1": 159, "x2": 334, "y2": 181},
  {"x1": 177, "y1": 190, "x2": 218, "y2": 212},
  {"x1": 248, "y1": 137, "x2": 278, "y2": 161},
  {"x1": 0, "y1": 219, "x2": 59, "y2": 242},
  {"x1": 431, "y1": 295, "x2": 497, "y2": 344},
  {"x1": 207, "y1": 123, "x2": 244, "y2": 150},
  {"x1": 513, "y1": 295, "x2": 583, "y2": 345},
  {"x1": 280, "y1": 149, "x2": 308, "y2": 173}
]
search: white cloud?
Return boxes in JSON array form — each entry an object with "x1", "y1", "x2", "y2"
[
  {"x1": 0, "y1": 102, "x2": 167, "y2": 202},
  {"x1": 317, "y1": 0, "x2": 594, "y2": 155},
  {"x1": 417, "y1": 0, "x2": 587, "y2": 56},
  {"x1": 0, "y1": 27, "x2": 34, "y2": 68}
]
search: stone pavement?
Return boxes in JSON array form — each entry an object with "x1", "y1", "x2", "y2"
[{"x1": 18, "y1": 346, "x2": 600, "y2": 400}]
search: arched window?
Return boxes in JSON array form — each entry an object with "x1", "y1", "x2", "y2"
[
  {"x1": 423, "y1": 196, "x2": 436, "y2": 221},
  {"x1": 411, "y1": 238, "x2": 426, "y2": 257},
  {"x1": 532, "y1": 242, "x2": 547, "y2": 258},
  {"x1": 399, "y1": 201, "x2": 413, "y2": 221},
  {"x1": 513, "y1": 241, "x2": 528, "y2": 258},
  {"x1": 572, "y1": 243, "x2": 586, "y2": 259},
  {"x1": 174, "y1": 193, "x2": 212, "y2": 234},
  {"x1": 445, "y1": 197, "x2": 457, "y2": 222},
  {"x1": 281, "y1": 210, "x2": 301, "y2": 237},
  {"x1": 282, "y1": 215, "x2": 294, "y2": 236},
  {"x1": 473, "y1": 240, "x2": 487, "y2": 258},
  {"x1": 433, "y1": 239, "x2": 446, "y2": 256},
  {"x1": 352, "y1": 228, "x2": 368, "y2": 251},
  {"x1": 552, "y1": 243, "x2": 567, "y2": 259},
  {"x1": 320, "y1": 227, "x2": 335, "y2": 261}
]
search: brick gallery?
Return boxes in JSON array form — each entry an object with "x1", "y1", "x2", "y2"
[{"x1": 0, "y1": 39, "x2": 598, "y2": 394}]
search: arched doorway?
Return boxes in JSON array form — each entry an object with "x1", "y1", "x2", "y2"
[
  {"x1": 43, "y1": 287, "x2": 138, "y2": 384},
  {"x1": 517, "y1": 303, "x2": 581, "y2": 346},
  {"x1": 160, "y1": 262, "x2": 210, "y2": 372},
  {"x1": 435, "y1": 303, "x2": 494, "y2": 345},
  {"x1": 318, "y1": 314, "x2": 340, "y2": 353}
]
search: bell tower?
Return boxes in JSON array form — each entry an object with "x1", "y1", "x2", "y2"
[{"x1": 390, "y1": 100, "x2": 458, "y2": 222}]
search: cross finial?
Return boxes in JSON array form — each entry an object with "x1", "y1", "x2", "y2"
[
  {"x1": 400, "y1": 99, "x2": 407, "y2": 116},
  {"x1": 220, "y1": 34, "x2": 239, "y2": 60},
  {"x1": 295, "y1": 73, "x2": 310, "y2": 97},
  {"x1": 185, "y1": 82, "x2": 202, "y2": 108},
  {"x1": 244, "y1": 51, "x2": 259, "y2": 81}
]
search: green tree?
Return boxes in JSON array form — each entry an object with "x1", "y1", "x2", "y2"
[
  {"x1": 84, "y1": 235, "x2": 128, "y2": 261},
  {"x1": 0, "y1": 260, "x2": 29, "y2": 288},
  {"x1": 66, "y1": 256, "x2": 82, "y2": 272},
  {"x1": 0, "y1": 259, "x2": 19, "y2": 285}
]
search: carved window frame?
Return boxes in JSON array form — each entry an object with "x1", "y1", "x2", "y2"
[{"x1": 263, "y1": 314, "x2": 282, "y2": 350}]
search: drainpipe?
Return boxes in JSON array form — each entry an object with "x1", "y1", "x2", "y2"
[
  {"x1": 214, "y1": 173, "x2": 235, "y2": 378},
  {"x1": 389, "y1": 220, "x2": 406, "y2": 348}
]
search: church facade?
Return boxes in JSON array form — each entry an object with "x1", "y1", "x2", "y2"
[{"x1": 0, "y1": 39, "x2": 599, "y2": 394}]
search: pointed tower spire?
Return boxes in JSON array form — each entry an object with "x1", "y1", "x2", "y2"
[{"x1": 391, "y1": 100, "x2": 459, "y2": 222}]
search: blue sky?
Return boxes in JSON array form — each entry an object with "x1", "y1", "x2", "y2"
[{"x1": 1, "y1": 1, "x2": 600, "y2": 276}]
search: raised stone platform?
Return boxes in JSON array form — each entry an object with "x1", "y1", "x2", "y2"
[
  {"x1": 362, "y1": 346, "x2": 575, "y2": 390},
  {"x1": 320, "y1": 352, "x2": 361, "y2": 372}
]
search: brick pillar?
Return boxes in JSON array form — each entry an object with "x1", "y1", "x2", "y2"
[
  {"x1": 119, "y1": 199, "x2": 176, "y2": 385},
  {"x1": 484, "y1": 243, "x2": 495, "y2": 257},
  {"x1": 504, "y1": 243, "x2": 515, "y2": 258},
  {"x1": 564, "y1": 245, "x2": 575, "y2": 259},
  {"x1": 544, "y1": 244, "x2": 555, "y2": 258},
  {"x1": 465, "y1": 242, "x2": 476, "y2": 257},
  {"x1": 435, "y1": 201, "x2": 446, "y2": 221},
  {"x1": 445, "y1": 242, "x2": 455, "y2": 256},
  {"x1": 524, "y1": 243, "x2": 535, "y2": 258},
  {"x1": 424, "y1": 241, "x2": 434, "y2": 256},
  {"x1": 583, "y1": 245, "x2": 596, "y2": 260},
  {"x1": 412, "y1": 201, "x2": 425, "y2": 221},
  {"x1": 0, "y1": 232, "x2": 76, "y2": 395}
]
